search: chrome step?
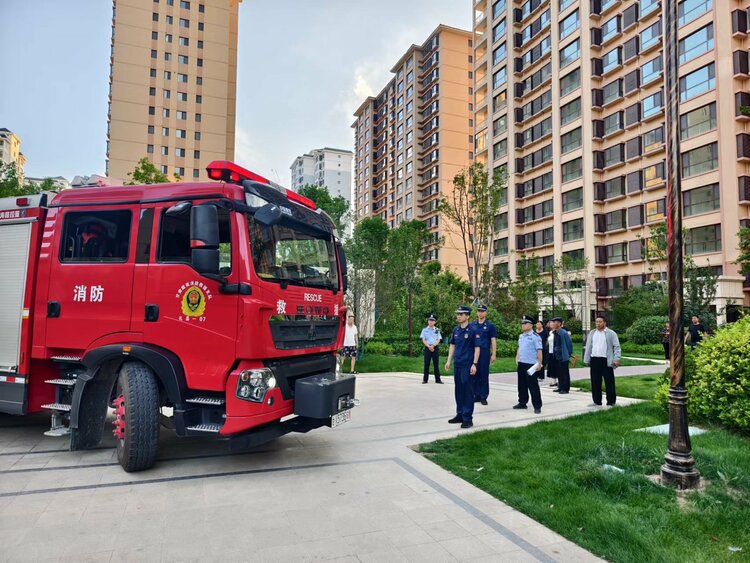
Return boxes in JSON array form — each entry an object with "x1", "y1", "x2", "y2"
[
  {"x1": 45, "y1": 379, "x2": 77, "y2": 386},
  {"x1": 186, "y1": 396, "x2": 225, "y2": 406},
  {"x1": 44, "y1": 426, "x2": 71, "y2": 437},
  {"x1": 41, "y1": 403, "x2": 72, "y2": 412},
  {"x1": 186, "y1": 423, "x2": 222, "y2": 433},
  {"x1": 51, "y1": 355, "x2": 81, "y2": 362}
]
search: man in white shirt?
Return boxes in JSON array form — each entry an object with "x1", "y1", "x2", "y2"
[
  {"x1": 342, "y1": 315, "x2": 359, "y2": 374},
  {"x1": 583, "y1": 314, "x2": 621, "y2": 407}
]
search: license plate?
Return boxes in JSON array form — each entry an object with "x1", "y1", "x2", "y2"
[{"x1": 331, "y1": 409, "x2": 352, "y2": 428}]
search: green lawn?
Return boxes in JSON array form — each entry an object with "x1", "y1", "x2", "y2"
[
  {"x1": 571, "y1": 373, "x2": 663, "y2": 401},
  {"x1": 419, "y1": 403, "x2": 750, "y2": 563},
  {"x1": 347, "y1": 354, "x2": 655, "y2": 374}
]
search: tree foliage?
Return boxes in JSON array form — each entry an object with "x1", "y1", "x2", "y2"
[
  {"x1": 609, "y1": 284, "x2": 668, "y2": 332},
  {"x1": 0, "y1": 162, "x2": 56, "y2": 197},
  {"x1": 738, "y1": 227, "x2": 750, "y2": 277},
  {"x1": 297, "y1": 184, "x2": 349, "y2": 233},
  {"x1": 126, "y1": 157, "x2": 170, "y2": 185},
  {"x1": 438, "y1": 162, "x2": 506, "y2": 302}
]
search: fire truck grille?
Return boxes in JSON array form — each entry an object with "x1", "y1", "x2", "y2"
[
  {"x1": 264, "y1": 353, "x2": 336, "y2": 401},
  {"x1": 269, "y1": 319, "x2": 339, "y2": 350}
]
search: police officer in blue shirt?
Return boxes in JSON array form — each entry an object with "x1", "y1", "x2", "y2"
[
  {"x1": 420, "y1": 314, "x2": 443, "y2": 384},
  {"x1": 513, "y1": 317, "x2": 543, "y2": 414},
  {"x1": 445, "y1": 305, "x2": 480, "y2": 428},
  {"x1": 470, "y1": 304, "x2": 497, "y2": 405}
]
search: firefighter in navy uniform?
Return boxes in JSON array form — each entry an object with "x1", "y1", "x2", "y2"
[
  {"x1": 445, "y1": 305, "x2": 480, "y2": 429},
  {"x1": 470, "y1": 304, "x2": 497, "y2": 405}
]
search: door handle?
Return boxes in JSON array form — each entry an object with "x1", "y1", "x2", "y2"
[
  {"x1": 145, "y1": 304, "x2": 159, "y2": 322},
  {"x1": 47, "y1": 301, "x2": 61, "y2": 318}
]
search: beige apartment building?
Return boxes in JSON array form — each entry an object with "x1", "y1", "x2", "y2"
[
  {"x1": 473, "y1": 0, "x2": 750, "y2": 319},
  {"x1": 107, "y1": 0, "x2": 240, "y2": 181},
  {"x1": 352, "y1": 25, "x2": 474, "y2": 273},
  {"x1": 0, "y1": 128, "x2": 27, "y2": 180}
]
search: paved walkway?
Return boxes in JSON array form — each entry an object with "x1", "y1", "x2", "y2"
[
  {"x1": 489, "y1": 363, "x2": 664, "y2": 385},
  {"x1": 0, "y1": 374, "x2": 642, "y2": 562}
]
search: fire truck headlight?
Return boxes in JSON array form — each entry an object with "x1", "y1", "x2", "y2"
[{"x1": 236, "y1": 369, "x2": 276, "y2": 403}]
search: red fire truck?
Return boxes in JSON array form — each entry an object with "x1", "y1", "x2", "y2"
[{"x1": 0, "y1": 161, "x2": 356, "y2": 471}]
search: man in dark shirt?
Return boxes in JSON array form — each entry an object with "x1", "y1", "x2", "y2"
[
  {"x1": 445, "y1": 305, "x2": 480, "y2": 429},
  {"x1": 687, "y1": 315, "x2": 706, "y2": 348}
]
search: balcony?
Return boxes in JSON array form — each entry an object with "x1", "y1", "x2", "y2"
[
  {"x1": 740, "y1": 176, "x2": 750, "y2": 204},
  {"x1": 736, "y1": 92, "x2": 750, "y2": 121},
  {"x1": 732, "y1": 9, "x2": 748, "y2": 37},
  {"x1": 738, "y1": 133, "x2": 750, "y2": 162}
]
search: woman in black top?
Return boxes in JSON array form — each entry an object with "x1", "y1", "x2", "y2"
[{"x1": 535, "y1": 320, "x2": 549, "y2": 381}]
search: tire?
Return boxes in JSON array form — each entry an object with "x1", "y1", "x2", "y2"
[{"x1": 114, "y1": 362, "x2": 160, "y2": 472}]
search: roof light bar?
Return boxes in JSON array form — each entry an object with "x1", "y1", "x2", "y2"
[{"x1": 206, "y1": 160, "x2": 271, "y2": 185}]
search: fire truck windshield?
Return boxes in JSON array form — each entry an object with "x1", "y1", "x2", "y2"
[{"x1": 247, "y1": 214, "x2": 339, "y2": 291}]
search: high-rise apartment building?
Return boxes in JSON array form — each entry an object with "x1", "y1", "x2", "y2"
[
  {"x1": 352, "y1": 25, "x2": 474, "y2": 272},
  {"x1": 290, "y1": 147, "x2": 354, "y2": 201},
  {"x1": 0, "y1": 128, "x2": 27, "y2": 179},
  {"x1": 472, "y1": 0, "x2": 750, "y2": 318},
  {"x1": 107, "y1": 0, "x2": 240, "y2": 181}
]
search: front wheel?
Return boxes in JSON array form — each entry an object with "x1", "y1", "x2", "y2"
[{"x1": 113, "y1": 362, "x2": 160, "y2": 472}]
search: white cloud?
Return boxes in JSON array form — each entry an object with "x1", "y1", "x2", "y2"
[{"x1": 234, "y1": 126, "x2": 283, "y2": 182}]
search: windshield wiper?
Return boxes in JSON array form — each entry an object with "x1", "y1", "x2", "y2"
[{"x1": 275, "y1": 277, "x2": 307, "y2": 289}]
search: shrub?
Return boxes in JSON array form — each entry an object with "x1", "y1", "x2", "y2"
[
  {"x1": 621, "y1": 342, "x2": 665, "y2": 356},
  {"x1": 496, "y1": 340, "x2": 517, "y2": 357},
  {"x1": 564, "y1": 317, "x2": 582, "y2": 335},
  {"x1": 364, "y1": 341, "x2": 394, "y2": 355},
  {"x1": 656, "y1": 317, "x2": 750, "y2": 433},
  {"x1": 625, "y1": 315, "x2": 668, "y2": 345}
]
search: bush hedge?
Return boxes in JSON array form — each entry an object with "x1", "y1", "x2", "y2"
[
  {"x1": 625, "y1": 315, "x2": 668, "y2": 345},
  {"x1": 656, "y1": 317, "x2": 750, "y2": 433},
  {"x1": 621, "y1": 342, "x2": 665, "y2": 356}
]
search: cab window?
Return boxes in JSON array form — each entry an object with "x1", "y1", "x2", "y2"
[
  {"x1": 158, "y1": 206, "x2": 232, "y2": 274},
  {"x1": 59, "y1": 210, "x2": 132, "y2": 262}
]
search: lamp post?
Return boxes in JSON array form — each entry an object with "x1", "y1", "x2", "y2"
[{"x1": 660, "y1": 0, "x2": 700, "y2": 489}]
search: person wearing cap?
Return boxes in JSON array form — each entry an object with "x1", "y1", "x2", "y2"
[
  {"x1": 342, "y1": 314, "x2": 359, "y2": 374},
  {"x1": 445, "y1": 305, "x2": 480, "y2": 429},
  {"x1": 513, "y1": 317, "x2": 543, "y2": 413},
  {"x1": 420, "y1": 314, "x2": 443, "y2": 384},
  {"x1": 551, "y1": 317, "x2": 573, "y2": 394},
  {"x1": 470, "y1": 304, "x2": 497, "y2": 405}
]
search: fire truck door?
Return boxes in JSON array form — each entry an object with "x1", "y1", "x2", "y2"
[
  {"x1": 44, "y1": 208, "x2": 138, "y2": 351},
  {"x1": 137, "y1": 203, "x2": 238, "y2": 387}
]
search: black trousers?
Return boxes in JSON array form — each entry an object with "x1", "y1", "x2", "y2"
[
  {"x1": 517, "y1": 362, "x2": 542, "y2": 409},
  {"x1": 590, "y1": 357, "x2": 616, "y2": 405},
  {"x1": 538, "y1": 352, "x2": 547, "y2": 380},
  {"x1": 663, "y1": 342, "x2": 670, "y2": 360},
  {"x1": 423, "y1": 346, "x2": 441, "y2": 382},
  {"x1": 555, "y1": 359, "x2": 570, "y2": 392}
]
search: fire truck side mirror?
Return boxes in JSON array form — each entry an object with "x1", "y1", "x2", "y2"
[
  {"x1": 336, "y1": 243, "x2": 348, "y2": 293},
  {"x1": 254, "y1": 203, "x2": 283, "y2": 226},
  {"x1": 166, "y1": 201, "x2": 192, "y2": 216},
  {"x1": 190, "y1": 204, "x2": 220, "y2": 276}
]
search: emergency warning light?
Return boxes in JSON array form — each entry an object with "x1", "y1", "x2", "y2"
[{"x1": 205, "y1": 160, "x2": 317, "y2": 210}]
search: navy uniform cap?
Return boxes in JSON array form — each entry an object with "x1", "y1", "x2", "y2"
[
  {"x1": 427, "y1": 314, "x2": 437, "y2": 321},
  {"x1": 521, "y1": 317, "x2": 533, "y2": 324},
  {"x1": 455, "y1": 305, "x2": 472, "y2": 314},
  {"x1": 476, "y1": 304, "x2": 488, "y2": 312},
  {"x1": 551, "y1": 316, "x2": 563, "y2": 322}
]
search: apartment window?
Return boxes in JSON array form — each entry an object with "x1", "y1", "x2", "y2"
[
  {"x1": 163, "y1": 89, "x2": 171, "y2": 99},
  {"x1": 176, "y1": 148, "x2": 186, "y2": 157},
  {"x1": 148, "y1": 106, "x2": 156, "y2": 115},
  {"x1": 197, "y1": 40, "x2": 203, "y2": 49},
  {"x1": 638, "y1": 127, "x2": 662, "y2": 154},
  {"x1": 645, "y1": 199, "x2": 666, "y2": 222},
  {"x1": 166, "y1": 15, "x2": 173, "y2": 24},
  {"x1": 644, "y1": 162, "x2": 666, "y2": 188},
  {"x1": 602, "y1": 47, "x2": 622, "y2": 73},
  {"x1": 178, "y1": 73, "x2": 188, "y2": 83},
  {"x1": 493, "y1": 139, "x2": 508, "y2": 159},
  {"x1": 560, "y1": 68, "x2": 580, "y2": 96},
  {"x1": 179, "y1": 18, "x2": 189, "y2": 28},
  {"x1": 679, "y1": 64, "x2": 715, "y2": 102},
  {"x1": 560, "y1": 0, "x2": 575, "y2": 10},
  {"x1": 178, "y1": 55, "x2": 188, "y2": 64},
  {"x1": 642, "y1": 90, "x2": 663, "y2": 118},
  {"x1": 561, "y1": 127, "x2": 582, "y2": 153},
  {"x1": 199, "y1": 3, "x2": 205, "y2": 12},
  {"x1": 684, "y1": 184, "x2": 720, "y2": 216},
  {"x1": 601, "y1": 15, "x2": 621, "y2": 43},
  {"x1": 161, "y1": 146, "x2": 169, "y2": 156},
  {"x1": 152, "y1": 12, "x2": 159, "y2": 21},
  {"x1": 680, "y1": 103, "x2": 716, "y2": 140},
  {"x1": 149, "y1": 87, "x2": 156, "y2": 96},
  {"x1": 493, "y1": 238, "x2": 509, "y2": 257},
  {"x1": 151, "y1": 49, "x2": 158, "y2": 59},
  {"x1": 197, "y1": 58, "x2": 203, "y2": 67},
  {"x1": 175, "y1": 167, "x2": 185, "y2": 177},
  {"x1": 179, "y1": 36, "x2": 189, "y2": 46},
  {"x1": 640, "y1": 20, "x2": 662, "y2": 51},
  {"x1": 560, "y1": 97, "x2": 581, "y2": 125},
  {"x1": 607, "y1": 243, "x2": 628, "y2": 263},
  {"x1": 563, "y1": 218, "x2": 584, "y2": 241},
  {"x1": 641, "y1": 57, "x2": 662, "y2": 85},
  {"x1": 685, "y1": 224, "x2": 721, "y2": 254},
  {"x1": 493, "y1": 90, "x2": 507, "y2": 112},
  {"x1": 602, "y1": 79, "x2": 623, "y2": 105},
  {"x1": 406, "y1": 71, "x2": 413, "y2": 83},
  {"x1": 560, "y1": 39, "x2": 580, "y2": 68},
  {"x1": 162, "y1": 108, "x2": 170, "y2": 117},
  {"x1": 493, "y1": 19, "x2": 506, "y2": 43},
  {"x1": 177, "y1": 110, "x2": 187, "y2": 120},
  {"x1": 679, "y1": 24, "x2": 713, "y2": 65},
  {"x1": 180, "y1": 0, "x2": 190, "y2": 8},
  {"x1": 562, "y1": 157, "x2": 582, "y2": 182},
  {"x1": 162, "y1": 127, "x2": 169, "y2": 136},
  {"x1": 150, "y1": 68, "x2": 157, "y2": 77},
  {"x1": 494, "y1": 212, "x2": 508, "y2": 230},
  {"x1": 559, "y1": 9, "x2": 579, "y2": 40},
  {"x1": 563, "y1": 187, "x2": 583, "y2": 211},
  {"x1": 147, "y1": 125, "x2": 155, "y2": 134},
  {"x1": 147, "y1": 144, "x2": 154, "y2": 154},
  {"x1": 493, "y1": 115, "x2": 507, "y2": 136},
  {"x1": 640, "y1": 0, "x2": 659, "y2": 17},
  {"x1": 176, "y1": 129, "x2": 186, "y2": 138},
  {"x1": 606, "y1": 210, "x2": 626, "y2": 231},
  {"x1": 196, "y1": 77, "x2": 202, "y2": 85},
  {"x1": 678, "y1": 0, "x2": 712, "y2": 27},
  {"x1": 493, "y1": 68, "x2": 507, "y2": 89},
  {"x1": 603, "y1": 144, "x2": 624, "y2": 167},
  {"x1": 493, "y1": 0, "x2": 506, "y2": 19},
  {"x1": 164, "y1": 71, "x2": 172, "y2": 80},
  {"x1": 198, "y1": 22, "x2": 204, "y2": 31},
  {"x1": 152, "y1": 31, "x2": 158, "y2": 40},
  {"x1": 681, "y1": 142, "x2": 718, "y2": 177},
  {"x1": 493, "y1": 43, "x2": 507, "y2": 65},
  {"x1": 603, "y1": 111, "x2": 623, "y2": 136}
]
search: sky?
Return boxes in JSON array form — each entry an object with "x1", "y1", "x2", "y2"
[{"x1": 0, "y1": 0, "x2": 471, "y2": 183}]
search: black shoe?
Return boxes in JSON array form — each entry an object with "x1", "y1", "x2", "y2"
[
  {"x1": 534, "y1": 409, "x2": 542, "y2": 414},
  {"x1": 436, "y1": 380, "x2": 444, "y2": 384},
  {"x1": 481, "y1": 399, "x2": 488, "y2": 405},
  {"x1": 448, "y1": 416, "x2": 462, "y2": 424},
  {"x1": 553, "y1": 389, "x2": 560, "y2": 393},
  {"x1": 422, "y1": 380, "x2": 428, "y2": 384},
  {"x1": 512, "y1": 404, "x2": 527, "y2": 409},
  {"x1": 460, "y1": 421, "x2": 473, "y2": 429},
  {"x1": 474, "y1": 398, "x2": 481, "y2": 403},
  {"x1": 558, "y1": 391, "x2": 569, "y2": 395}
]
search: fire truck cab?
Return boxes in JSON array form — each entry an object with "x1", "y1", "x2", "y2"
[{"x1": 0, "y1": 161, "x2": 356, "y2": 471}]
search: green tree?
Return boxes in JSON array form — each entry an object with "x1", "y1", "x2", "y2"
[
  {"x1": 738, "y1": 226, "x2": 750, "y2": 277},
  {"x1": 438, "y1": 162, "x2": 506, "y2": 302},
  {"x1": 489, "y1": 254, "x2": 549, "y2": 323},
  {"x1": 551, "y1": 254, "x2": 591, "y2": 325},
  {"x1": 126, "y1": 157, "x2": 169, "y2": 185},
  {"x1": 297, "y1": 184, "x2": 349, "y2": 233},
  {"x1": 0, "y1": 162, "x2": 55, "y2": 197},
  {"x1": 609, "y1": 284, "x2": 668, "y2": 332}
]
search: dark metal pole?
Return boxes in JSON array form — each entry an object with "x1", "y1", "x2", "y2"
[
  {"x1": 660, "y1": 0, "x2": 700, "y2": 489},
  {"x1": 551, "y1": 265, "x2": 555, "y2": 314},
  {"x1": 408, "y1": 286, "x2": 413, "y2": 357}
]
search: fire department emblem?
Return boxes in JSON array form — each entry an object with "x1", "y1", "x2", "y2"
[{"x1": 179, "y1": 284, "x2": 207, "y2": 317}]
